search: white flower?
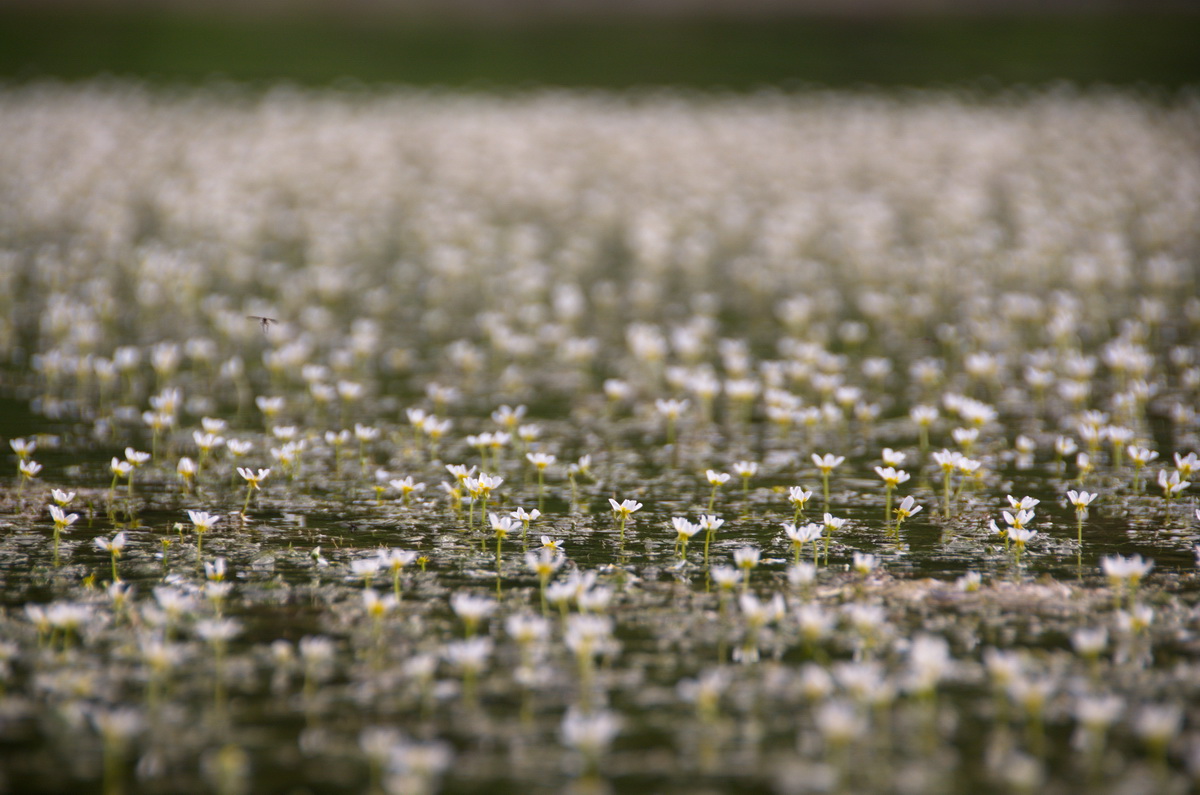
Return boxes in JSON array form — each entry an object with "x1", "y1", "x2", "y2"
[
  {"x1": 450, "y1": 593, "x2": 496, "y2": 624},
  {"x1": 608, "y1": 498, "x2": 642, "y2": 517},
  {"x1": 49, "y1": 504, "x2": 79, "y2": 529},
  {"x1": 874, "y1": 466, "x2": 910, "y2": 487},
  {"x1": 672, "y1": 517, "x2": 701, "y2": 540},
  {"x1": 895, "y1": 495, "x2": 922, "y2": 521},
  {"x1": 705, "y1": 469, "x2": 730, "y2": 486},
  {"x1": 1100, "y1": 554, "x2": 1153, "y2": 584},
  {"x1": 1066, "y1": 489, "x2": 1098, "y2": 510},
  {"x1": 732, "y1": 460, "x2": 758, "y2": 478},
  {"x1": 783, "y1": 522, "x2": 822, "y2": 545},
  {"x1": 788, "y1": 486, "x2": 813, "y2": 506},
  {"x1": 1008, "y1": 527, "x2": 1037, "y2": 547},
  {"x1": 94, "y1": 532, "x2": 127, "y2": 554},
  {"x1": 733, "y1": 546, "x2": 760, "y2": 570},
  {"x1": 560, "y1": 708, "x2": 620, "y2": 757},
  {"x1": 526, "y1": 452, "x2": 556, "y2": 470},
  {"x1": 710, "y1": 566, "x2": 740, "y2": 590},
  {"x1": 187, "y1": 510, "x2": 221, "y2": 532},
  {"x1": 1158, "y1": 468, "x2": 1189, "y2": 496},
  {"x1": 852, "y1": 552, "x2": 878, "y2": 574},
  {"x1": 811, "y1": 453, "x2": 845, "y2": 472}
]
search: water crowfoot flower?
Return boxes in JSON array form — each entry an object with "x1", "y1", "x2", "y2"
[
  {"x1": 325, "y1": 429, "x2": 350, "y2": 477},
  {"x1": 49, "y1": 504, "x2": 78, "y2": 565},
  {"x1": 852, "y1": 552, "x2": 878, "y2": 577},
  {"x1": 1008, "y1": 527, "x2": 1037, "y2": 565},
  {"x1": 874, "y1": 465, "x2": 910, "y2": 531},
  {"x1": 192, "y1": 429, "x2": 224, "y2": 474},
  {"x1": 782, "y1": 521, "x2": 822, "y2": 566},
  {"x1": 910, "y1": 405, "x2": 938, "y2": 458},
  {"x1": 489, "y1": 512, "x2": 520, "y2": 586},
  {"x1": 1070, "y1": 627, "x2": 1107, "y2": 680},
  {"x1": 298, "y1": 635, "x2": 335, "y2": 699},
  {"x1": 1054, "y1": 435, "x2": 1078, "y2": 472},
  {"x1": 187, "y1": 509, "x2": 221, "y2": 563},
  {"x1": 1135, "y1": 704, "x2": 1183, "y2": 767},
  {"x1": 451, "y1": 593, "x2": 496, "y2": 638},
  {"x1": 473, "y1": 473, "x2": 504, "y2": 528},
  {"x1": 177, "y1": 456, "x2": 197, "y2": 495},
  {"x1": 564, "y1": 614, "x2": 617, "y2": 708},
  {"x1": 1072, "y1": 694, "x2": 1122, "y2": 766},
  {"x1": 733, "y1": 546, "x2": 760, "y2": 591},
  {"x1": 788, "y1": 485, "x2": 813, "y2": 524},
  {"x1": 999, "y1": 504, "x2": 1036, "y2": 552},
  {"x1": 253, "y1": 395, "x2": 285, "y2": 429},
  {"x1": 195, "y1": 617, "x2": 241, "y2": 701},
  {"x1": 698, "y1": 514, "x2": 724, "y2": 564},
  {"x1": 90, "y1": 707, "x2": 142, "y2": 795},
  {"x1": 732, "y1": 460, "x2": 758, "y2": 500},
  {"x1": 1075, "y1": 452, "x2": 1094, "y2": 484},
  {"x1": 511, "y1": 506, "x2": 541, "y2": 542},
  {"x1": 566, "y1": 455, "x2": 591, "y2": 510},
  {"x1": 735, "y1": 591, "x2": 785, "y2": 663},
  {"x1": 906, "y1": 634, "x2": 951, "y2": 699},
  {"x1": 609, "y1": 498, "x2": 642, "y2": 546},
  {"x1": 932, "y1": 450, "x2": 962, "y2": 518},
  {"x1": 1157, "y1": 467, "x2": 1189, "y2": 519},
  {"x1": 526, "y1": 548, "x2": 565, "y2": 613},
  {"x1": 893, "y1": 495, "x2": 922, "y2": 537},
  {"x1": 677, "y1": 668, "x2": 729, "y2": 722},
  {"x1": 1066, "y1": 489, "x2": 1098, "y2": 549},
  {"x1": 237, "y1": 467, "x2": 270, "y2": 514},
  {"x1": 16, "y1": 458, "x2": 42, "y2": 495},
  {"x1": 704, "y1": 469, "x2": 730, "y2": 513},
  {"x1": 560, "y1": 708, "x2": 620, "y2": 778},
  {"x1": 671, "y1": 517, "x2": 701, "y2": 561},
  {"x1": 816, "y1": 700, "x2": 867, "y2": 766},
  {"x1": 389, "y1": 476, "x2": 426, "y2": 508},
  {"x1": 655, "y1": 397, "x2": 689, "y2": 450},
  {"x1": 811, "y1": 453, "x2": 844, "y2": 512},
  {"x1": 349, "y1": 557, "x2": 382, "y2": 589},
  {"x1": 1100, "y1": 554, "x2": 1153, "y2": 607},
  {"x1": 526, "y1": 452, "x2": 555, "y2": 511},
  {"x1": 362, "y1": 588, "x2": 397, "y2": 655},
  {"x1": 957, "y1": 571, "x2": 982, "y2": 592},
  {"x1": 1126, "y1": 445, "x2": 1158, "y2": 492},
  {"x1": 384, "y1": 737, "x2": 453, "y2": 795},
  {"x1": 94, "y1": 532, "x2": 127, "y2": 582},
  {"x1": 9, "y1": 437, "x2": 36, "y2": 460},
  {"x1": 821, "y1": 513, "x2": 847, "y2": 559},
  {"x1": 123, "y1": 447, "x2": 150, "y2": 500},
  {"x1": 379, "y1": 549, "x2": 418, "y2": 600}
]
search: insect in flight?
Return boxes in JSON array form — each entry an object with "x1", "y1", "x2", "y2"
[{"x1": 247, "y1": 315, "x2": 279, "y2": 334}]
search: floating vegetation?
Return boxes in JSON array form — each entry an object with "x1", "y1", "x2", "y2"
[{"x1": 0, "y1": 82, "x2": 1199, "y2": 794}]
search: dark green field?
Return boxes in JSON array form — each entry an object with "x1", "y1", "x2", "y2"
[{"x1": 1, "y1": 10, "x2": 1198, "y2": 88}]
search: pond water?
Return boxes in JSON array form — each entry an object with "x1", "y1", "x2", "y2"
[{"x1": 0, "y1": 83, "x2": 1199, "y2": 795}]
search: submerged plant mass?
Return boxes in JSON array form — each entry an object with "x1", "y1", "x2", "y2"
[{"x1": 1, "y1": 82, "x2": 1199, "y2": 794}]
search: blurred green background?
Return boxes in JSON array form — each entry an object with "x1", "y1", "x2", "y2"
[{"x1": 0, "y1": 1, "x2": 1198, "y2": 89}]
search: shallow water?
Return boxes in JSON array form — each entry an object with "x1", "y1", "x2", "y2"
[{"x1": 1, "y1": 83, "x2": 1199, "y2": 794}]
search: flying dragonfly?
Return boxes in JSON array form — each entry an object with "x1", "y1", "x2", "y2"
[{"x1": 247, "y1": 315, "x2": 278, "y2": 334}]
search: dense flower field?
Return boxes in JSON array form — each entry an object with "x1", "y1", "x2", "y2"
[{"x1": 1, "y1": 82, "x2": 1199, "y2": 794}]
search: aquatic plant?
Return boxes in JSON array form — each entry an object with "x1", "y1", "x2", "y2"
[{"x1": 1, "y1": 83, "x2": 1198, "y2": 795}]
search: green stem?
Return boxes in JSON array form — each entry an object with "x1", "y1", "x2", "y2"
[{"x1": 942, "y1": 470, "x2": 952, "y2": 518}]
